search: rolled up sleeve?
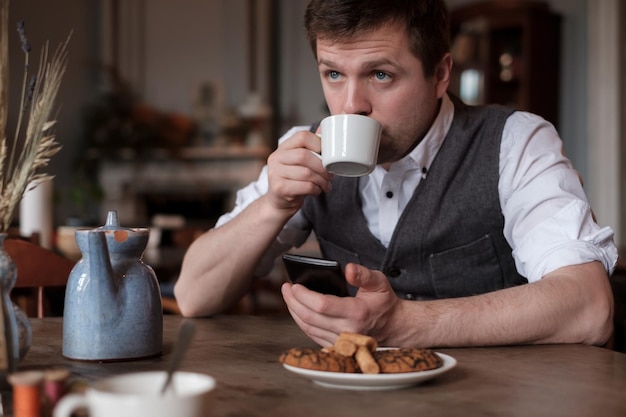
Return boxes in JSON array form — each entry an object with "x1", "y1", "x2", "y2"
[
  {"x1": 214, "y1": 126, "x2": 313, "y2": 277},
  {"x1": 513, "y1": 200, "x2": 617, "y2": 282},
  {"x1": 499, "y1": 112, "x2": 618, "y2": 282}
]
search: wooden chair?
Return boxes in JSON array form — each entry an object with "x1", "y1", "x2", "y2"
[{"x1": 4, "y1": 237, "x2": 75, "y2": 318}]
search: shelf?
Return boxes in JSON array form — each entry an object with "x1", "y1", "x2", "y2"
[
  {"x1": 449, "y1": 0, "x2": 561, "y2": 126},
  {"x1": 86, "y1": 145, "x2": 271, "y2": 162}
]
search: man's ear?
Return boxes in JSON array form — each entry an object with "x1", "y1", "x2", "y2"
[{"x1": 435, "y1": 53, "x2": 453, "y2": 98}]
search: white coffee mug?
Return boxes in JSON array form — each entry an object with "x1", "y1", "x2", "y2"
[
  {"x1": 53, "y1": 371, "x2": 216, "y2": 417},
  {"x1": 317, "y1": 114, "x2": 382, "y2": 177}
]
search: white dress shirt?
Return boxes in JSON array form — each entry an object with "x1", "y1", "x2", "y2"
[{"x1": 216, "y1": 94, "x2": 617, "y2": 282}]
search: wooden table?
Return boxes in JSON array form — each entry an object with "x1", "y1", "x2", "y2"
[{"x1": 11, "y1": 315, "x2": 626, "y2": 417}]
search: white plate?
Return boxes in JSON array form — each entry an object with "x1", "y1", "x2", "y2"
[{"x1": 283, "y1": 352, "x2": 456, "y2": 391}]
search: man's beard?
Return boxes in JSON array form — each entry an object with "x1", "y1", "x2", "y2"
[{"x1": 376, "y1": 132, "x2": 421, "y2": 165}]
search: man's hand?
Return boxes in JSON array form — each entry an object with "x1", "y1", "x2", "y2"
[
  {"x1": 281, "y1": 263, "x2": 403, "y2": 346},
  {"x1": 176, "y1": 129, "x2": 332, "y2": 318},
  {"x1": 266, "y1": 130, "x2": 333, "y2": 216},
  {"x1": 282, "y1": 261, "x2": 613, "y2": 348}
]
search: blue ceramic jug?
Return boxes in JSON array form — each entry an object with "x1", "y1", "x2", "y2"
[{"x1": 62, "y1": 211, "x2": 163, "y2": 361}]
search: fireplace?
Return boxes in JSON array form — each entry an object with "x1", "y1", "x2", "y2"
[{"x1": 97, "y1": 146, "x2": 270, "y2": 230}]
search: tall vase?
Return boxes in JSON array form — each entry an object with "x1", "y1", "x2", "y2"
[
  {"x1": 0, "y1": 234, "x2": 19, "y2": 374},
  {"x1": 0, "y1": 233, "x2": 32, "y2": 370}
]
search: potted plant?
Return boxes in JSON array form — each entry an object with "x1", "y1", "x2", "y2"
[{"x1": 0, "y1": 0, "x2": 70, "y2": 372}]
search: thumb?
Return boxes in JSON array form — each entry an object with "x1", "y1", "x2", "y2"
[{"x1": 345, "y1": 263, "x2": 389, "y2": 293}]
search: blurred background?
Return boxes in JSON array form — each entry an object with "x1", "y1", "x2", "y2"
[{"x1": 4, "y1": 0, "x2": 625, "y2": 248}]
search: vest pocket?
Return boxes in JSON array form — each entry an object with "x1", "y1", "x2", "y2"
[{"x1": 429, "y1": 234, "x2": 505, "y2": 298}]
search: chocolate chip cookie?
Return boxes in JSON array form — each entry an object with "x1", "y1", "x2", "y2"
[
  {"x1": 374, "y1": 348, "x2": 443, "y2": 373},
  {"x1": 279, "y1": 347, "x2": 358, "y2": 373}
]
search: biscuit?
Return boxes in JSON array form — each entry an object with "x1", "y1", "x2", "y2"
[
  {"x1": 279, "y1": 347, "x2": 358, "y2": 373},
  {"x1": 336, "y1": 332, "x2": 377, "y2": 351},
  {"x1": 374, "y1": 348, "x2": 443, "y2": 373},
  {"x1": 355, "y1": 345, "x2": 380, "y2": 374}
]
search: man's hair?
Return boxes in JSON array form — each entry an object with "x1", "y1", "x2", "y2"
[{"x1": 304, "y1": 0, "x2": 450, "y2": 77}]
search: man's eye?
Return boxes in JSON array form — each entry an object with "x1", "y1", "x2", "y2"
[
  {"x1": 374, "y1": 71, "x2": 390, "y2": 81},
  {"x1": 328, "y1": 71, "x2": 341, "y2": 80}
]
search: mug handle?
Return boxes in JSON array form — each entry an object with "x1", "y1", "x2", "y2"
[
  {"x1": 309, "y1": 150, "x2": 322, "y2": 160},
  {"x1": 53, "y1": 393, "x2": 89, "y2": 417},
  {"x1": 311, "y1": 133, "x2": 323, "y2": 160}
]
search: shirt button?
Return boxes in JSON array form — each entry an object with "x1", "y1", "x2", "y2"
[
  {"x1": 386, "y1": 266, "x2": 401, "y2": 278},
  {"x1": 385, "y1": 191, "x2": 394, "y2": 198}
]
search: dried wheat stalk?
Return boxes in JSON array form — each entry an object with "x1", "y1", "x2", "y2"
[{"x1": 0, "y1": 0, "x2": 70, "y2": 232}]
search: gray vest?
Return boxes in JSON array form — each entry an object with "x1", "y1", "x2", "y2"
[{"x1": 301, "y1": 97, "x2": 527, "y2": 300}]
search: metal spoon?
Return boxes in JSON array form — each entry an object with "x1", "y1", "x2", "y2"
[{"x1": 161, "y1": 320, "x2": 196, "y2": 395}]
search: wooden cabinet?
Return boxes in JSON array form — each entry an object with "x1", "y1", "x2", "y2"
[{"x1": 449, "y1": 1, "x2": 561, "y2": 126}]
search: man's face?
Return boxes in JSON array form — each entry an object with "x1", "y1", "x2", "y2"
[{"x1": 316, "y1": 22, "x2": 450, "y2": 164}]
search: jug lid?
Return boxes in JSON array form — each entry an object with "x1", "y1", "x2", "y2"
[{"x1": 95, "y1": 210, "x2": 134, "y2": 232}]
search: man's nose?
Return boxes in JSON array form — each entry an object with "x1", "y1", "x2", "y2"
[{"x1": 341, "y1": 81, "x2": 371, "y2": 116}]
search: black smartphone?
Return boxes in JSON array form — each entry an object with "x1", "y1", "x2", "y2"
[{"x1": 282, "y1": 253, "x2": 349, "y2": 297}]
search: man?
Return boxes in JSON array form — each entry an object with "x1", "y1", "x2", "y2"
[{"x1": 175, "y1": 0, "x2": 617, "y2": 348}]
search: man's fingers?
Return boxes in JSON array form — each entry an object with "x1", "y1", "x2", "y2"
[{"x1": 345, "y1": 263, "x2": 389, "y2": 293}]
